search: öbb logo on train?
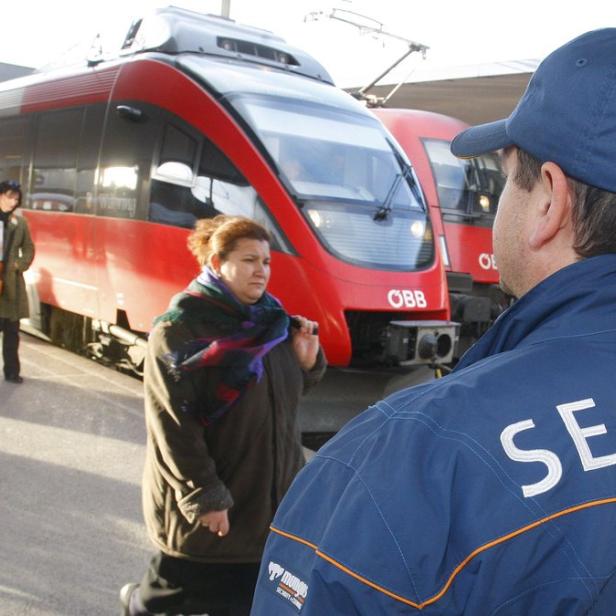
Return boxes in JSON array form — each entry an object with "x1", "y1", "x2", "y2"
[
  {"x1": 479, "y1": 252, "x2": 498, "y2": 270},
  {"x1": 387, "y1": 289, "x2": 428, "y2": 309}
]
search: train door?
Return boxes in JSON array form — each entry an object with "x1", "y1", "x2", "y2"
[
  {"x1": 94, "y1": 102, "x2": 164, "y2": 330},
  {"x1": 23, "y1": 107, "x2": 105, "y2": 342}
]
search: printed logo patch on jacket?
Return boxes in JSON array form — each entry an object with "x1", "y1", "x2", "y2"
[{"x1": 265, "y1": 560, "x2": 309, "y2": 611}]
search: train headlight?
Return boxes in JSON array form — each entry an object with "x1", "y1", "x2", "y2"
[
  {"x1": 307, "y1": 208, "x2": 334, "y2": 230},
  {"x1": 307, "y1": 208, "x2": 323, "y2": 228},
  {"x1": 479, "y1": 194, "x2": 491, "y2": 212},
  {"x1": 409, "y1": 220, "x2": 425, "y2": 239}
]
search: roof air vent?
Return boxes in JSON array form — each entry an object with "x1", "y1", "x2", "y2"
[{"x1": 217, "y1": 37, "x2": 299, "y2": 66}]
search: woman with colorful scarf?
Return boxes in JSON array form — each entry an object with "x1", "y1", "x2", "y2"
[{"x1": 121, "y1": 215, "x2": 326, "y2": 616}]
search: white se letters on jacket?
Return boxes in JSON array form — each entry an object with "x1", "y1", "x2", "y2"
[{"x1": 500, "y1": 398, "x2": 616, "y2": 498}]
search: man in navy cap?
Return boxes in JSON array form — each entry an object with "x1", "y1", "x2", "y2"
[{"x1": 250, "y1": 29, "x2": 616, "y2": 615}]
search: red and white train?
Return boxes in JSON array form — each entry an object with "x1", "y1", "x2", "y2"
[
  {"x1": 374, "y1": 109, "x2": 507, "y2": 357},
  {"x1": 0, "y1": 7, "x2": 459, "y2": 435}
]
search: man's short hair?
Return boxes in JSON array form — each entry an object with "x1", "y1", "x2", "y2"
[{"x1": 515, "y1": 147, "x2": 616, "y2": 258}]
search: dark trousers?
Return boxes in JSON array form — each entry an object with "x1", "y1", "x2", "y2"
[
  {"x1": 0, "y1": 318, "x2": 20, "y2": 378},
  {"x1": 135, "y1": 552, "x2": 259, "y2": 616}
]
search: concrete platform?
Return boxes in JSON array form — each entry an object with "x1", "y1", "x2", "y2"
[
  {"x1": 0, "y1": 334, "x2": 150, "y2": 615},
  {"x1": 0, "y1": 334, "x2": 321, "y2": 615}
]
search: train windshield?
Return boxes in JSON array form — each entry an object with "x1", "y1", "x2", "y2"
[
  {"x1": 423, "y1": 138, "x2": 505, "y2": 225},
  {"x1": 231, "y1": 94, "x2": 433, "y2": 271}
]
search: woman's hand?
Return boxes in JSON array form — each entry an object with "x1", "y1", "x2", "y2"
[
  {"x1": 290, "y1": 315, "x2": 319, "y2": 371},
  {"x1": 199, "y1": 509, "x2": 230, "y2": 537}
]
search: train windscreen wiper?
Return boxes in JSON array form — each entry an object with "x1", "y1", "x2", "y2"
[{"x1": 373, "y1": 163, "x2": 416, "y2": 221}]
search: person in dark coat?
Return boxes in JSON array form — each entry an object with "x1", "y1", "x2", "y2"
[
  {"x1": 0, "y1": 180, "x2": 34, "y2": 384},
  {"x1": 121, "y1": 215, "x2": 326, "y2": 616}
]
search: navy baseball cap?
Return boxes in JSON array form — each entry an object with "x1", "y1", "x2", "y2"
[{"x1": 451, "y1": 29, "x2": 616, "y2": 193}]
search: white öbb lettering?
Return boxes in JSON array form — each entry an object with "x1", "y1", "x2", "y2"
[
  {"x1": 479, "y1": 253, "x2": 498, "y2": 270},
  {"x1": 500, "y1": 398, "x2": 616, "y2": 497},
  {"x1": 387, "y1": 289, "x2": 427, "y2": 309}
]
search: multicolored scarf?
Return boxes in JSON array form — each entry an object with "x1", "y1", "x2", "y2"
[{"x1": 155, "y1": 267, "x2": 290, "y2": 424}]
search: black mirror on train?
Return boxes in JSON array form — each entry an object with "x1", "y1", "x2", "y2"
[{"x1": 116, "y1": 105, "x2": 146, "y2": 122}]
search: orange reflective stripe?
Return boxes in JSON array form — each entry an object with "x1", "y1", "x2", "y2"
[
  {"x1": 315, "y1": 549, "x2": 423, "y2": 608},
  {"x1": 271, "y1": 526, "x2": 318, "y2": 550},
  {"x1": 270, "y1": 526, "x2": 422, "y2": 608},
  {"x1": 270, "y1": 496, "x2": 616, "y2": 610}
]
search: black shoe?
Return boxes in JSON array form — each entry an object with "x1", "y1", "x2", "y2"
[
  {"x1": 5, "y1": 375, "x2": 23, "y2": 384},
  {"x1": 119, "y1": 583, "x2": 139, "y2": 616}
]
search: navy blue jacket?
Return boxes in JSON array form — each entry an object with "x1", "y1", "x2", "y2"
[{"x1": 251, "y1": 255, "x2": 616, "y2": 615}]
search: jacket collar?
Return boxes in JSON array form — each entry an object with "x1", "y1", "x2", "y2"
[
  {"x1": 0, "y1": 211, "x2": 18, "y2": 226},
  {"x1": 455, "y1": 254, "x2": 616, "y2": 371}
]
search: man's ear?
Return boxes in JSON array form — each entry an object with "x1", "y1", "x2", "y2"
[{"x1": 528, "y1": 162, "x2": 573, "y2": 250}]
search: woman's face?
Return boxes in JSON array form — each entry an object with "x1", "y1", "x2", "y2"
[
  {"x1": 0, "y1": 190, "x2": 20, "y2": 213},
  {"x1": 213, "y1": 238, "x2": 271, "y2": 304}
]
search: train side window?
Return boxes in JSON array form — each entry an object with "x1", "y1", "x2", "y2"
[
  {"x1": 149, "y1": 123, "x2": 205, "y2": 227},
  {"x1": 76, "y1": 105, "x2": 106, "y2": 215},
  {"x1": 199, "y1": 140, "x2": 290, "y2": 250},
  {"x1": 32, "y1": 109, "x2": 83, "y2": 213},
  {"x1": 195, "y1": 140, "x2": 289, "y2": 251},
  {"x1": 98, "y1": 103, "x2": 159, "y2": 220},
  {"x1": 192, "y1": 139, "x2": 254, "y2": 219},
  {"x1": 0, "y1": 117, "x2": 28, "y2": 190},
  {"x1": 161, "y1": 123, "x2": 196, "y2": 167},
  {"x1": 150, "y1": 121, "x2": 291, "y2": 252}
]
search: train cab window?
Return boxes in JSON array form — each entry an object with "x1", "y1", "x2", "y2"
[
  {"x1": 150, "y1": 125, "x2": 289, "y2": 251},
  {"x1": 149, "y1": 124, "x2": 203, "y2": 227},
  {"x1": 197, "y1": 141, "x2": 289, "y2": 250},
  {"x1": 423, "y1": 138, "x2": 504, "y2": 223},
  {"x1": 161, "y1": 124, "x2": 196, "y2": 167},
  {"x1": 193, "y1": 139, "x2": 257, "y2": 220},
  {"x1": 98, "y1": 103, "x2": 159, "y2": 219},
  {"x1": 0, "y1": 117, "x2": 28, "y2": 188},
  {"x1": 32, "y1": 109, "x2": 83, "y2": 213}
]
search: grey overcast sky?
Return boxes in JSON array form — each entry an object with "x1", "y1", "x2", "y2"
[{"x1": 1, "y1": 0, "x2": 613, "y2": 87}]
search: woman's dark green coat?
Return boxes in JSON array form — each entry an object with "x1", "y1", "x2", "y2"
[
  {"x1": 0, "y1": 213, "x2": 34, "y2": 320},
  {"x1": 142, "y1": 317, "x2": 326, "y2": 563}
]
